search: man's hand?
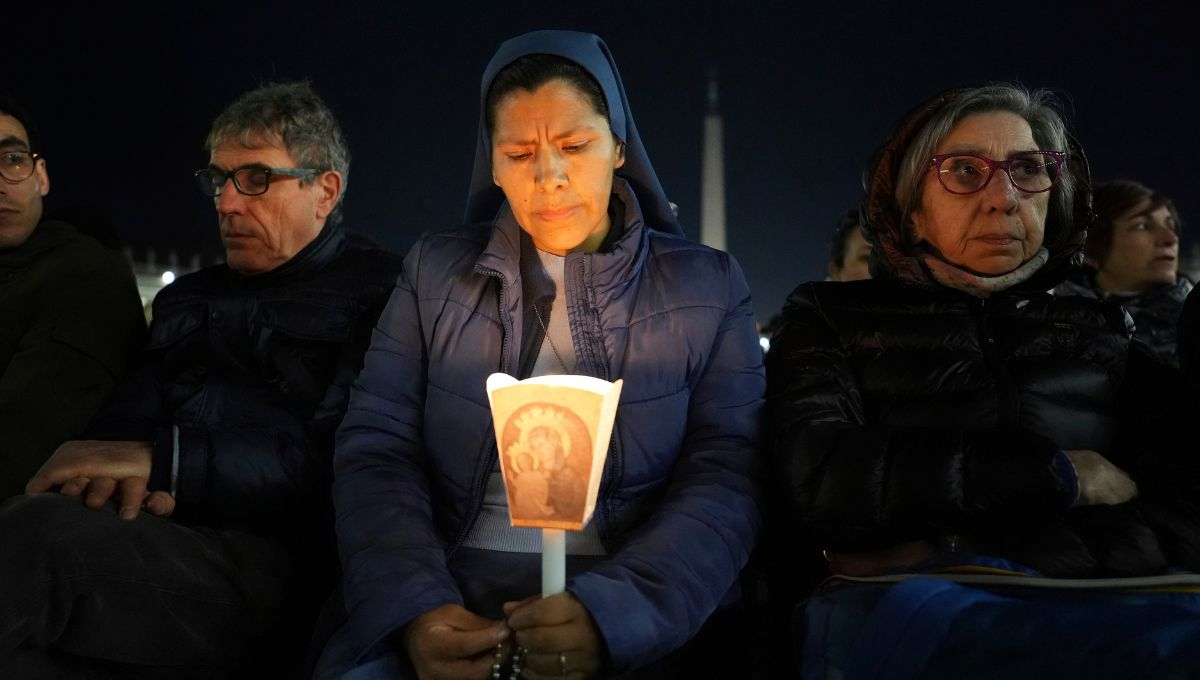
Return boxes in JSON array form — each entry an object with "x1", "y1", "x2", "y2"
[
  {"x1": 25, "y1": 440, "x2": 173, "y2": 519},
  {"x1": 1066, "y1": 449, "x2": 1138, "y2": 506},
  {"x1": 504, "y1": 592, "x2": 604, "y2": 680},
  {"x1": 403, "y1": 603, "x2": 510, "y2": 680}
]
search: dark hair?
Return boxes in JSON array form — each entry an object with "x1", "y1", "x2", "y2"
[
  {"x1": 829, "y1": 207, "x2": 864, "y2": 267},
  {"x1": 0, "y1": 91, "x2": 42, "y2": 152},
  {"x1": 206, "y1": 82, "x2": 350, "y2": 226},
  {"x1": 484, "y1": 54, "x2": 610, "y2": 139},
  {"x1": 1086, "y1": 179, "x2": 1182, "y2": 264}
]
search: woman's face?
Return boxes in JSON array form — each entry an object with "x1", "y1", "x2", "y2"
[
  {"x1": 911, "y1": 111, "x2": 1050, "y2": 275},
  {"x1": 1097, "y1": 200, "x2": 1179, "y2": 292},
  {"x1": 491, "y1": 79, "x2": 624, "y2": 255}
]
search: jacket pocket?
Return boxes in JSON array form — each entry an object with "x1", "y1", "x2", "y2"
[
  {"x1": 256, "y1": 299, "x2": 356, "y2": 342},
  {"x1": 146, "y1": 303, "x2": 208, "y2": 389},
  {"x1": 253, "y1": 301, "x2": 360, "y2": 409},
  {"x1": 147, "y1": 304, "x2": 205, "y2": 350}
]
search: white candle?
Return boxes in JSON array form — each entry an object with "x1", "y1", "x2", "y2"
[{"x1": 542, "y1": 528, "x2": 566, "y2": 596}]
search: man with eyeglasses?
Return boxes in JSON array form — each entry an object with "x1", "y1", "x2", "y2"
[
  {"x1": 0, "y1": 92, "x2": 144, "y2": 499},
  {"x1": 0, "y1": 82, "x2": 402, "y2": 678}
]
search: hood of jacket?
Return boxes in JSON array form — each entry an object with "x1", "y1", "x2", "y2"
[{"x1": 862, "y1": 88, "x2": 1094, "y2": 294}]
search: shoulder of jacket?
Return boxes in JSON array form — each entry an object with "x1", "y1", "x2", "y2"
[
  {"x1": 152, "y1": 266, "x2": 225, "y2": 307},
  {"x1": 784, "y1": 278, "x2": 911, "y2": 312},
  {"x1": 420, "y1": 222, "x2": 493, "y2": 247},
  {"x1": 1032, "y1": 293, "x2": 1133, "y2": 335},
  {"x1": 404, "y1": 222, "x2": 493, "y2": 271},
  {"x1": 21, "y1": 225, "x2": 124, "y2": 271},
  {"x1": 642, "y1": 232, "x2": 742, "y2": 280},
  {"x1": 645, "y1": 230, "x2": 721, "y2": 257}
]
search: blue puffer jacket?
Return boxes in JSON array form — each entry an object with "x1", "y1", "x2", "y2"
[{"x1": 333, "y1": 179, "x2": 765, "y2": 672}]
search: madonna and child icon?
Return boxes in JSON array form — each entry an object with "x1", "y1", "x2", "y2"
[{"x1": 486, "y1": 373, "x2": 622, "y2": 595}]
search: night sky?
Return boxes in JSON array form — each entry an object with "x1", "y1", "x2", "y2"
[{"x1": 10, "y1": 1, "x2": 1198, "y2": 320}]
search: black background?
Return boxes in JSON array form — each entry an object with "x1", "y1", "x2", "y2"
[{"x1": 10, "y1": 0, "x2": 1198, "y2": 320}]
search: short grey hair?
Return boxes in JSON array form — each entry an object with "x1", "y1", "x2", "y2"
[
  {"x1": 206, "y1": 81, "x2": 350, "y2": 225},
  {"x1": 894, "y1": 83, "x2": 1075, "y2": 241}
]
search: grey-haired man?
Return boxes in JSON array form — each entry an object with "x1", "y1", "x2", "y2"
[{"x1": 0, "y1": 82, "x2": 402, "y2": 678}]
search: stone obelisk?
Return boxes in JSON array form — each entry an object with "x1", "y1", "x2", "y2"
[{"x1": 700, "y1": 69, "x2": 727, "y2": 251}]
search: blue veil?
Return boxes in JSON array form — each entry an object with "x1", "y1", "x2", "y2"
[{"x1": 463, "y1": 30, "x2": 683, "y2": 237}]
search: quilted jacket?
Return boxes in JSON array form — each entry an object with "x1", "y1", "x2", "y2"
[
  {"x1": 332, "y1": 179, "x2": 765, "y2": 672},
  {"x1": 767, "y1": 89, "x2": 1200, "y2": 578}
]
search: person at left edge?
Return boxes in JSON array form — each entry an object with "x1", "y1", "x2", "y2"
[
  {"x1": 0, "y1": 82, "x2": 403, "y2": 678},
  {"x1": 0, "y1": 91, "x2": 145, "y2": 499}
]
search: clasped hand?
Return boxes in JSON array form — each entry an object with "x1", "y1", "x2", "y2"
[
  {"x1": 1065, "y1": 449, "x2": 1138, "y2": 506},
  {"x1": 503, "y1": 592, "x2": 603, "y2": 679},
  {"x1": 25, "y1": 440, "x2": 175, "y2": 519},
  {"x1": 405, "y1": 592, "x2": 603, "y2": 680}
]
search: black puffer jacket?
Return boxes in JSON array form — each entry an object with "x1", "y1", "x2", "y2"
[
  {"x1": 87, "y1": 222, "x2": 402, "y2": 544},
  {"x1": 767, "y1": 90, "x2": 1200, "y2": 577},
  {"x1": 1056, "y1": 272, "x2": 1193, "y2": 368}
]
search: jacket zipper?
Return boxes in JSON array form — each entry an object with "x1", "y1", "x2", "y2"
[
  {"x1": 976, "y1": 296, "x2": 1020, "y2": 427},
  {"x1": 447, "y1": 265, "x2": 512, "y2": 557},
  {"x1": 569, "y1": 255, "x2": 619, "y2": 547}
]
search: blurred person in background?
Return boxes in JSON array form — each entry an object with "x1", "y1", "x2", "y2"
[
  {"x1": 1056, "y1": 179, "x2": 1190, "y2": 366},
  {"x1": 827, "y1": 207, "x2": 873, "y2": 282}
]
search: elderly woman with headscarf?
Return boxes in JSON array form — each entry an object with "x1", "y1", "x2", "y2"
[
  {"x1": 1055, "y1": 179, "x2": 1191, "y2": 366},
  {"x1": 767, "y1": 84, "x2": 1200, "y2": 582},
  {"x1": 320, "y1": 30, "x2": 764, "y2": 680}
]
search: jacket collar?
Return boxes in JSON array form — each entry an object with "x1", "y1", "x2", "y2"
[
  {"x1": 0, "y1": 220, "x2": 87, "y2": 265},
  {"x1": 230, "y1": 219, "x2": 347, "y2": 287},
  {"x1": 1059, "y1": 266, "x2": 1194, "y2": 306}
]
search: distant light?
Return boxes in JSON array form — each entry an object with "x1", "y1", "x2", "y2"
[
  {"x1": 161, "y1": 271, "x2": 176, "y2": 284},
  {"x1": 759, "y1": 336, "x2": 771, "y2": 353}
]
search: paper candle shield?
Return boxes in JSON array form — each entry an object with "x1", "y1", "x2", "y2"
[{"x1": 486, "y1": 373, "x2": 622, "y2": 530}]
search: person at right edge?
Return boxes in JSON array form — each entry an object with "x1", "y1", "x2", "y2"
[
  {"x1": 1055, "y1": 179, "x2": 1191, "y2": 367},
  {"x1": 767, "y1": 84, "x2": 1200, "y2": 584},
  {"x1": 0, "y1": 82, "x2": 402, "y2": 678}
]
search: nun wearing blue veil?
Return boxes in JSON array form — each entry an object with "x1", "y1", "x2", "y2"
[{"x1": 322, "y1": 30, "x2": 764, "y2": 679}]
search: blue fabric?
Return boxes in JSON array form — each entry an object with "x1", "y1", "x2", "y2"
[
  {"x1": 1050, "y1": 450, "x2": 1081, "y2": 507},
  {"x1": 327, "y1": 179, "x2": 764, "y2": 675},
  {"x1": 801, "y1": 573, "x2": 1200, "y2": 679},
  {"x1": 464, "y1": 30, "x2": 682, "y2": 237}
]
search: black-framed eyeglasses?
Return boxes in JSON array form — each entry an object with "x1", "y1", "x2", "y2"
[
  {"x1": 930, "y1": 151, "x2": 1066, "y2": 195},
  {"x1": 193, "y1": 166, "x2": 320, "y2": 197},
  {"x1": 0, "y1": 150, "x2": 41, "y2": 184}
]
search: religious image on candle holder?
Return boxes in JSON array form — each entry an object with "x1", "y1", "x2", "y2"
[{"x1": 485, "y1": 373, "x2": 622, "y2": 530}]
